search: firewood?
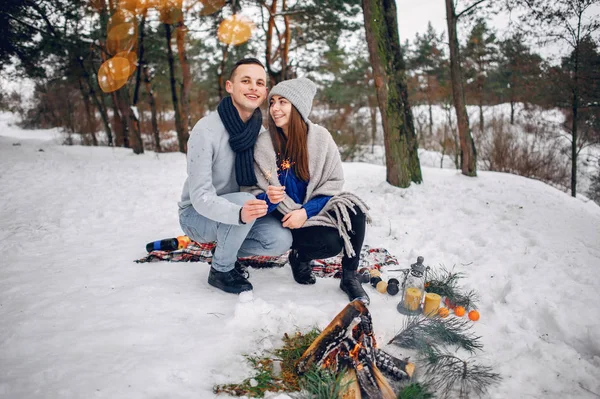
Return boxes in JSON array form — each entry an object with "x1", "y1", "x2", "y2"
[
  {"x1": 340, "y1": 368, "x2": 362, "y2": 399},
  {"x1": 297, "y1": 300, "x2": 415, "y2": 398},
  {"x1": 297, "y1": 300, "x2": 368, "y2": 374}
]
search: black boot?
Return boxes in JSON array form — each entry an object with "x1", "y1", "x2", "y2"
[
  {"x1": 208, "y1": 247, "x2": 250, "y2": 279},
  {"x1": 340, "y1": 268, "x2": 370, "y2": 305},
  {"x1": 288, "y1": 249, "x2": 316, "y2": 285},
  {"x1": 208, "y1": 263, "x2": 253, "y2": 294}
]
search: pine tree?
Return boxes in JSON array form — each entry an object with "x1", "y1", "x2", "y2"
[
  {"x1": 489, "y1": 34, "x2": 544, "y2": 124},
  {"x1": 409, "y1": 22, "x2": 447, "y2": 137},
  {"x1": 462, "y1": 18, "x2": 497, "y2": 133}
]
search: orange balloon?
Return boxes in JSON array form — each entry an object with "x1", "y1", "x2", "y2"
[
  {"x1": 159, "y1": 0, "x2": 183, "y2": 24},
  {"x1": 107, "y1": 10, "x2": 137, "y2": 55},
  {"x1": 115, "y1": 51, "x2": 138, "y2": 77},
  {"x1": 468, "y1": 310, "x2": 480, "y2": 321},
  {"x1": 107, "y1": 9, "x2": 136, "y2": 40},
  {"x1": 454, "y1": 306, "x2": 466, "y2": 317},
  {"x1": 217, "y1": 15, "x2": 254, "y2": 46},
  {"x1": 438, "y1": 307, "x2": 449, "y2": 318},
  {"x1": 199, "y1": 0, "x2": 225, "y2": 15},
  {"x1": 97, "y1": 57, "x2": 130, "y2": 93},
  {"x1": 137, "y1": 0, "x2": 161, "y2": 11},
  {"x1": 89, "y1": 0, "x2": 105, "y2": 12},
  {"x1": 117, "y1": 0, "x2": 137, "y2": 12}
]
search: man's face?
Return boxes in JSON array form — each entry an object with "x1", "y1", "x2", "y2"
[{"x1": 225, "y1": 64, "x2": 268, "y2": 115}]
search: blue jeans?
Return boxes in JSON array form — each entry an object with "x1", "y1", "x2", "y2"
[{"x1": 179, "y1": 192, "x2": 292, "y2": 272}]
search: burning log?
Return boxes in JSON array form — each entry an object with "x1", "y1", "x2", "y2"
[{"x1": 297, "y1": 300, "x2": 414, "y2": 398}]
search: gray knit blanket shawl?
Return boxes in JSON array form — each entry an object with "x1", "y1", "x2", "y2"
[{"x1": 241, "y1": 121, "x2": 371, "y2": 257}]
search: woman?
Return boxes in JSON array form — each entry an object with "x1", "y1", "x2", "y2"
[{"x1": 243, "y1": 77, "x2": 371, "y2": 304}]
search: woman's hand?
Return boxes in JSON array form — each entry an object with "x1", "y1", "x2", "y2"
[
  {"x1": 282, "y1": 209, "x2": 308, "y2": 229},
  {"x1": 266, "y1": 185, "x2": 286, "y2": 204}
]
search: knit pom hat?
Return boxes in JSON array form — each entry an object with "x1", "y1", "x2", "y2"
[{"x1": 268, "y1": 77, "x2": 317, "y2": 122}]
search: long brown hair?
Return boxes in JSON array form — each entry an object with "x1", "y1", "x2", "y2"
[{"x1": 268, "y1": 105, "x2": 310, "y2": 182}]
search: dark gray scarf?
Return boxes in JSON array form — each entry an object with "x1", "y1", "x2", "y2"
[{"x1": 217, "y1": 96, "x2": 262, "y2": 186}]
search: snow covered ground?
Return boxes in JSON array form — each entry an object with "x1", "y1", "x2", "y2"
[{"x1": 1, "y1": 112, "x2": 600, "y2": 399}]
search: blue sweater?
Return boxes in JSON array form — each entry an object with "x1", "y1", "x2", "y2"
[{"x1": 256, "y1": 167, "x2": 331, "y2": 218}]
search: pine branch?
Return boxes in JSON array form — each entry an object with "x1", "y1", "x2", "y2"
[
  {"x1": 425, "y1": 267, "x2": 479, "y2": 309},
  {"x1": 297, "y1": 366, "x2": 352, "y2": 399},
  {"x1": 421, "y1": 347, "x2": 501, "y2": 399},
  {"x1": 388, "y1": 315, "x2": 483, "y2": 354}
]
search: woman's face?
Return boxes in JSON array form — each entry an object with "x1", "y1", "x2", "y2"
[{"x1": 269, "y1": 95, "x2": 292, "y2": 130}]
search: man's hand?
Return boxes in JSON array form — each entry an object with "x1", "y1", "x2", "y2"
[
  {"x1": 266, "y1": 185, "x2": 286, "y2": 204},
  {"x1": 282, "y1": 209, "x2": 308, "y2": 229},
  {"x1": 241, "y1": 199, "x2": 268, "y2": 223}
]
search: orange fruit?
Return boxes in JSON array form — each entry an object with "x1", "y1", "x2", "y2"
[
  {"x1": 444, "y1": 297, "x2": 456, "y2": 309},
  {"x1": 454, "y1": 306, "x2": 466, "y2": 317},
  {"x1": 438, "y1": 307, "x2": 449, "y2": 318},
  {"x1": 468, "y1": 310, "x2": 480, "y2": 321}
]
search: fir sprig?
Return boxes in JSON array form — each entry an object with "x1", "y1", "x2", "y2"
[
  {"x1": 297, "y1": 366, "x2": 352, "y2": 399},
  {"x1": 425, "y1": 266, "x2": 479, "y2": 309},
  {"x1": 213, "y1": 329, "x2": 322, "y2": 397},
  {"x1": 397, "y1": 383, "x2": 435, "y2": 399},
  {"x1": 421, "y1": 347, "x2": 501, "y2": 399},
  {"x1": 388, "y1": 314, "x2": 483, "y2": 354}
]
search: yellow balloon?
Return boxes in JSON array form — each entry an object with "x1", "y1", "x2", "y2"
[
  {"x1": 199, "y1": 0, "x2": 225, "y2": 15},
  {"x1": 217, "y1": 15, "x2": 254, "y2": 46},
  {"x1": 97, "y1": 57, "x2": 130, "y2": 93}
]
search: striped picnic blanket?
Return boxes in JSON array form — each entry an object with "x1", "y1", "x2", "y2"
[{"x1": 135, "y1": 242, "x2": 399, "y2": 278}]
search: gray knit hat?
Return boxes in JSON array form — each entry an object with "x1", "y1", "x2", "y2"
[{"x1": 268, "y1": 77, "x2": 317, "y2": 122}]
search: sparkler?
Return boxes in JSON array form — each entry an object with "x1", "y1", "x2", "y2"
[
  {"x1": 258, "y1": 165, "x2": 276, "y2": 185},
  {"x1": 280, "y1": 158, "x2": 293, "y2": 187}
]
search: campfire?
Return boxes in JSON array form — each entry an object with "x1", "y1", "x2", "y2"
[{"x1": 296, "y1": 300, "x2": 415, "y2": 398}]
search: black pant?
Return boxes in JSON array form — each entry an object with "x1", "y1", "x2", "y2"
[{"x1": 275, "y1": 207, "x2": 366, "y2": 271}]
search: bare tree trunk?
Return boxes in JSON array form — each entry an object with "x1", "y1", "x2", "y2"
[
  {"x1": 176, "y1": 23, "x2": 192, "y2": 135},
  {"x1": 143, "y1": 65, "x2": 161, "y2": 152},
  {"x1": 478, "y1": 96, "x2": 484, "y2": 133},
  {"x1": 571, "y1": 78, "x2": 578, "y2": 197},
  {"x1": 78, "y1": 78, "x2": 98, "y2": 146},
  {"x1": 164, "y1": 22, "x2": 187, "y2": 153},
  {"x1": 370, "y1": 103, "x2": 377, "y2": 154},
  {"x1": 510, "y1": 94, "x2": 515, "y2": 125},
  {"x1": 445, "y1": 0, "x2": 477, "y2": 176},
  {"x1": 263, "y1": 0, "x2": 292, "y2": 84},
  {"x1": 217, "y1": 44, "x2": 229, "y2": 100},
  {"x1": 77, "y1": 58, "x2": 112, "y2": 145},
  {"x1": 427, "y1": 75, "x2": 433, "y2": 136},
  {"x1": 133, "y1": 10, "x2": 146, "y2": 107},
  {"x1": 111, "y1": 91, "x2": 126, "y2": 147},
  {"x1": 362, "y1": 0, "x2": 422, "y2": 187},
  {"x1": 126, "y1": 91, "x2": 144, "y2": 154}
]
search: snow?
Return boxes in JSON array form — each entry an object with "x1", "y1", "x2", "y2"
[{"x1": 1, "y1": 112, "x2": 600, "y2": 399}]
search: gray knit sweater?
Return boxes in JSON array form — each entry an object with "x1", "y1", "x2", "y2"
[
  {"x1": 179, "y1": 112, "x2": 266, "y2": 225},
  {"x1": 242, "y1": 121, "x2": 370, "y2": 256}
]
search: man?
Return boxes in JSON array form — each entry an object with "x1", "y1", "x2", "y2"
[{"x1": 178, "y1": 58, "x2": 292, "y2": 294}]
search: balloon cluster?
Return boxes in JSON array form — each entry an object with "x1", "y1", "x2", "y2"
[
  {"x1": 358, "y1": 268, "x2": 401, "y2": 296},
  {"x1": 95, "y1": 0, "x2": 252, "y2": 93}
]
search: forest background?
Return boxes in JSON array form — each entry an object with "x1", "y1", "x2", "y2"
[{"x1": 1, "y1": 0, "x2": 599, "y2": 202}]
